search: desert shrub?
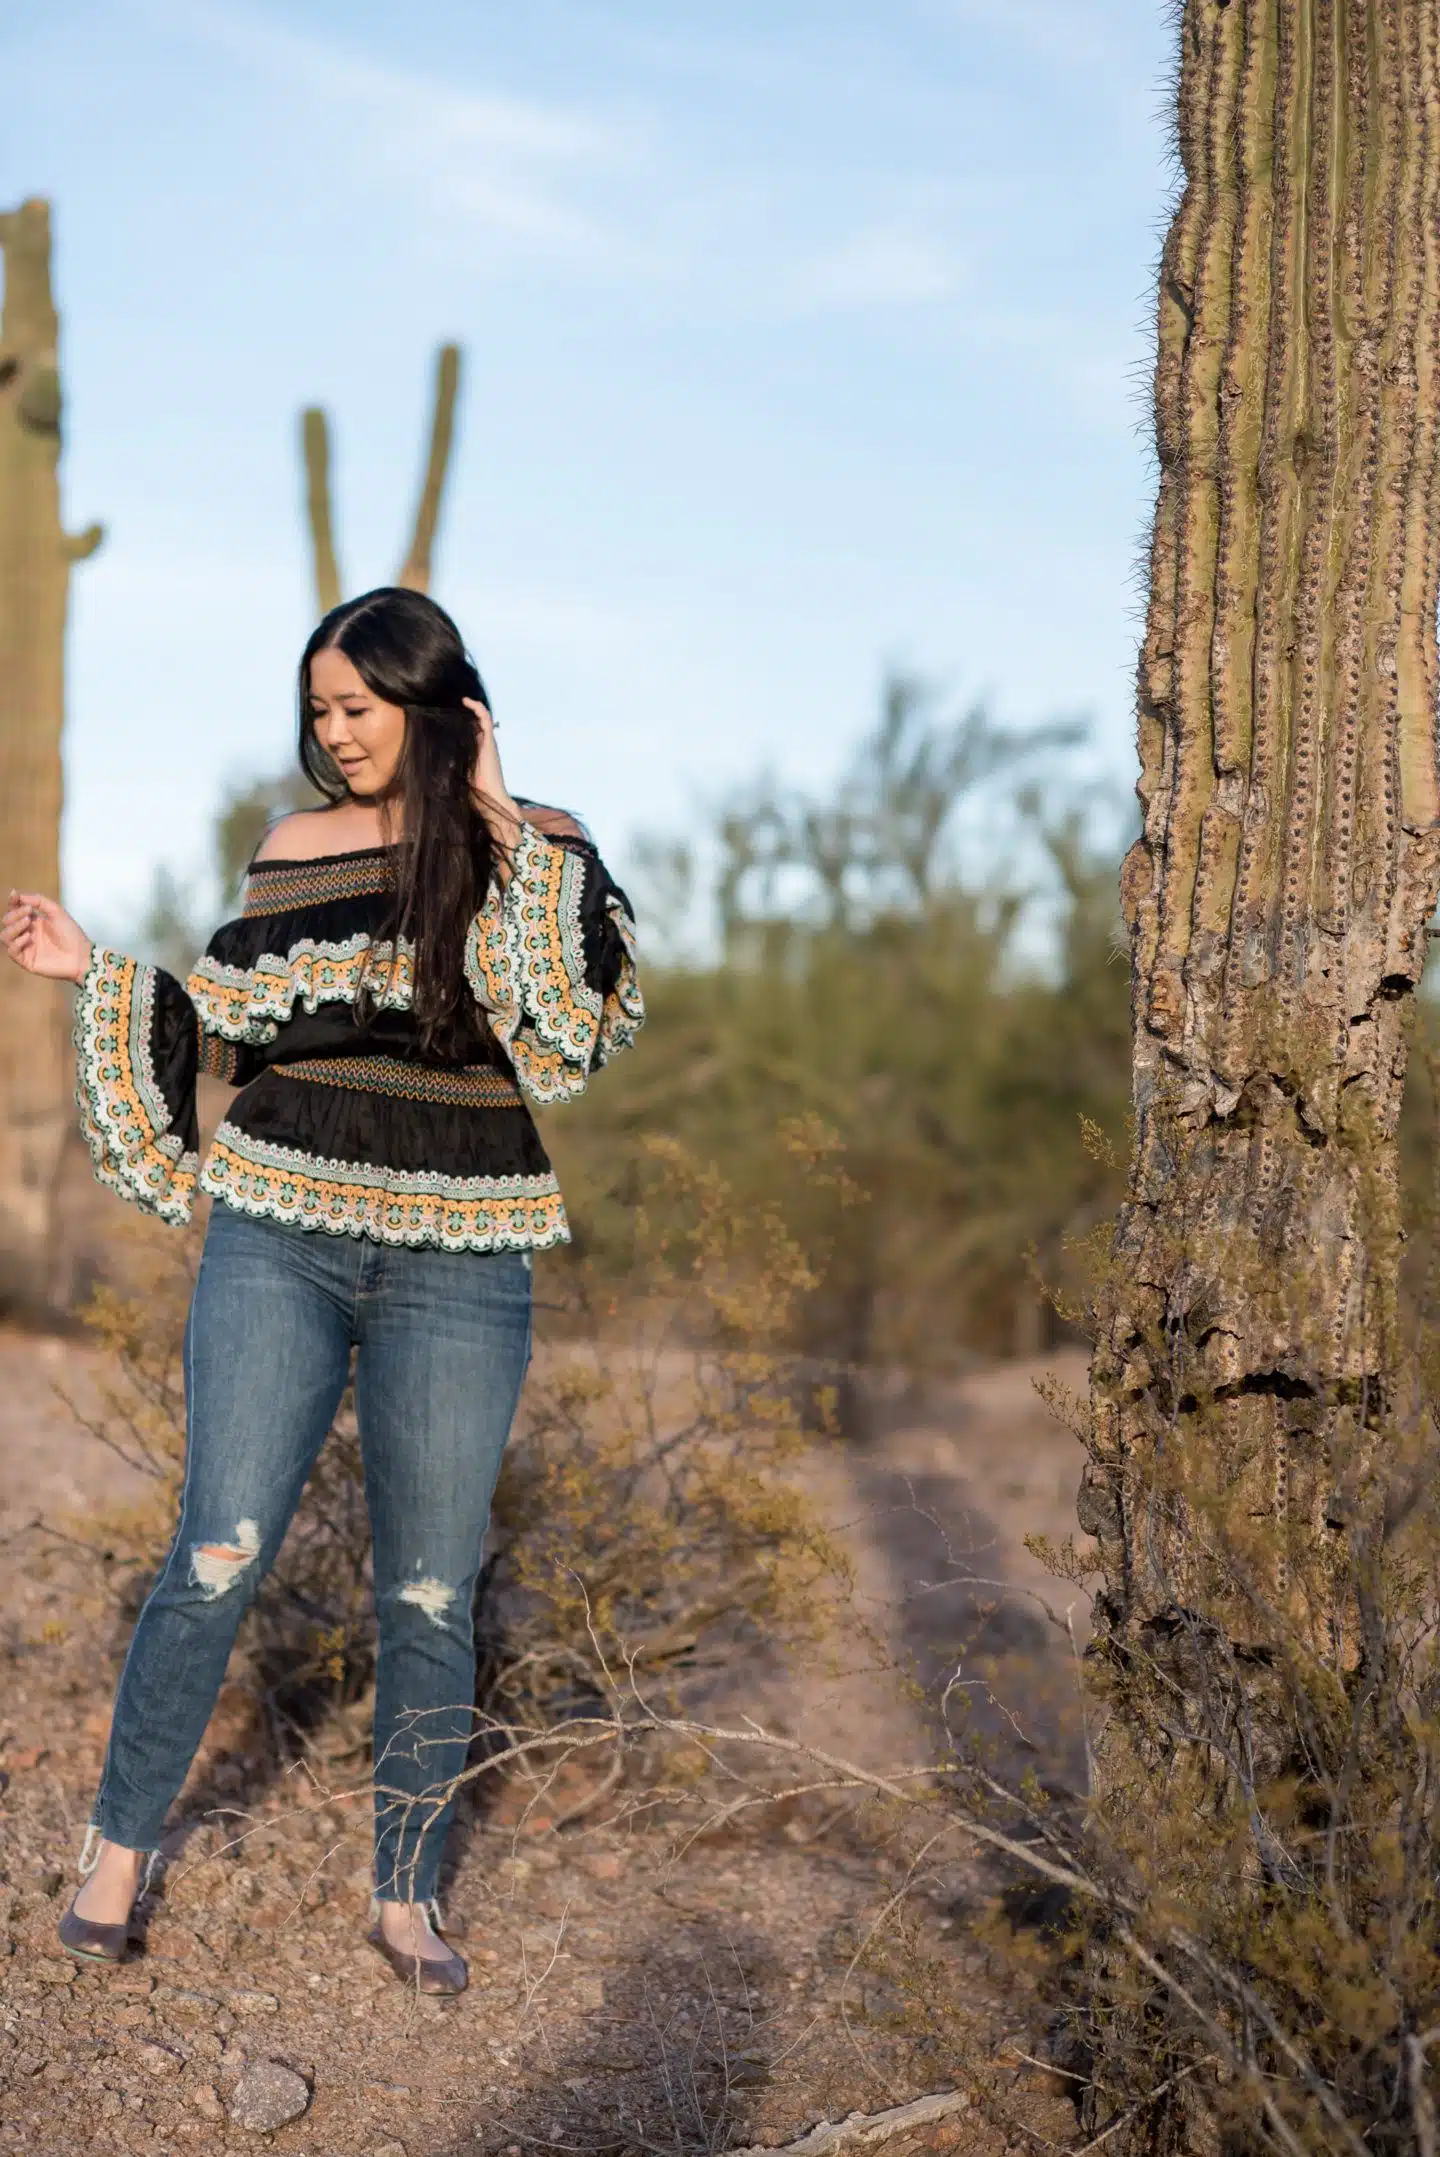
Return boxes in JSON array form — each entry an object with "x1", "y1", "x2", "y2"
[
  {"x1": 542, "y1": 676, "x2": 1134, "y2": 1373},
  {"x1": 58, "y1": 1126, "x2": 856, "y2": 1800}
]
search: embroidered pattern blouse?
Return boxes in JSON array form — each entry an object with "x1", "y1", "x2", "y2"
[{"x1": 73, "y1": 822, "x2": 643, "y2": 1253}]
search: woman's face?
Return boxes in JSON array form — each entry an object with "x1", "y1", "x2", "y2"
[{"x1": 308, "y1": 647, "x2": 406, "y2": 798}]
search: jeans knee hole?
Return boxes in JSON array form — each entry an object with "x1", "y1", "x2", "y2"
[
  {"x1": 189, "y1": 1518, "x2": 262, "y2": 1599},
  {"x1": 397, "y1": 1577, "x2": 457, "y2": 1628}
]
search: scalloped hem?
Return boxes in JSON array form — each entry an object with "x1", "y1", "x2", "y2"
[{"x1": 199, "y1": 1132, "x2": 571, "y2": 1254}]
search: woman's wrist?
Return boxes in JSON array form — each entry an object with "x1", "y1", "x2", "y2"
[{"x1": 71, "y1": 939, "x2": 95, "y2": 986}]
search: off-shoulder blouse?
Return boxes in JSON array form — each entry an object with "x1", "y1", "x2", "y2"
[{"x1": 73, "y1": 821, "x2": 643, "y2": 1253}]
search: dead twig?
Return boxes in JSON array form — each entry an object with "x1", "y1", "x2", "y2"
[{"x1": 726, "y1": 2089, "x2": 971, "y2": 2157}]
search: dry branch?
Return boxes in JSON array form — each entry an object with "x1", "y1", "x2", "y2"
[{"x1": 726, "y1": 2090, "x2": 971, "y2": 2157}]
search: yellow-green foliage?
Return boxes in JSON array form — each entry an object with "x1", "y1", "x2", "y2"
[{"x1": 545, "y1": 679, "x2": 1132, "y2": 1372}]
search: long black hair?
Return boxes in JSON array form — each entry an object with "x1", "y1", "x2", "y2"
[{"x1": 298, "y1": 586, "x2": 497, "y2": 1059}]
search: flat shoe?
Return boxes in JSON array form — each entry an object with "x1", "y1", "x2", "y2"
[
  {"x1": 365, "y1": 1921, "x2": 467, "y2": 1996},
  {"x1": 57, "y1": 1895, "x2": 130, "y2": 1963}
]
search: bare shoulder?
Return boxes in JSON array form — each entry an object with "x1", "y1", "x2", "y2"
[
  {"x1": 522, "y1": 802, "x2": 591, "y2": 843},
  {"x1": 253, "y1": 809, "x2": 351, "y2": 863}
]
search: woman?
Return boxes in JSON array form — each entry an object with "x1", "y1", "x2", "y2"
[{"x1": 0, "y1": 587, "x2": 642, "y2": 1994}]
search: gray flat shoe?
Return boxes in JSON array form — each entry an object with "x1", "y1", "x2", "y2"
[
  {"x1": 365, "y1": 1920, "x2": 467, "y2": 1996},
  {"x1": 58, "y1": 1894, "x2": 131, "y2": 1963}
]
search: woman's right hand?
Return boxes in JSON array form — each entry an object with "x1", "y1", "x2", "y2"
[{"x1": 1, "y1": 891, "x2": 93, "y2": 984}]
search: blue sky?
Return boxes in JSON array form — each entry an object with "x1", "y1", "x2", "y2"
[{"x1": 1, "y1": 0, "x2": 1176, "y2": 933}]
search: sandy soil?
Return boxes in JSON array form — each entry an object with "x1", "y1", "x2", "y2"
[{"x1": 0, "y1": 1321, "x2": 1090, "y2": 2157}]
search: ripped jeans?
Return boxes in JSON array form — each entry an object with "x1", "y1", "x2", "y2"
[{"x1": 88, "y1": 1201, "x2": 533, "y2": 1905}]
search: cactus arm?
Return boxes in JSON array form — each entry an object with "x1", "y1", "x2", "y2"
[
  {"x1": 63, "y1": 522, "x2": 103, "y2": 562},
  {"x1": 301, "y1": 406, "x2": 342, "y2": 615},
  {"x1": 396, "y1": 342, "x2": 461, "y2": 595}
]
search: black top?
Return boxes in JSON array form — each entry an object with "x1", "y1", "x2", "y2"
[{"x1": 74, "y1": 821, "x2": 643, "y2": 1252}]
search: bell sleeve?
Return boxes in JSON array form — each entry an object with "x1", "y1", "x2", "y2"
[
  {"x1": 463, "y1": 822, "x2": 644, "y2": 1106},
  {"x1": 73, "y1": 943, "x2": 264, "y2": 1224}
]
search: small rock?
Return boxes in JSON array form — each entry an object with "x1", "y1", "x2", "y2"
[
  {"x1": 136, "y1": 2040, "x2": 182, "y2": 2078},
  {"x1": 190, "y1": 2082, "x2": 224, "y2": 2120},
  {"x1": 153, "y1": 1984, "x2": 217, "y2": 2020},
  {"x1": 32, "y1": 1957, "x2": 74, "y2": 1985},
  {"x1": 227, "y1": 2059, "x2": 310, "y2": 2131},
  {"x1": 573, "y1": 1976, "x2": 605, "y2": 2011},
  {"x1": 228, "y1": 1988, "x2": 279, "y2": 2015},
  {"x1": 33, "y1": 1867, "x2": 63, "y2": 1898},
  {"x1": 371, "y1": 2141, "x2": 409, "y2": 2157},
  {"x1": 580, "y1": 1852, "x2": 623, "y2": 1881}
]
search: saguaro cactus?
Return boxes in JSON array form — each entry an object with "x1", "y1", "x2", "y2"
[
  {"x1": 1077, "y1": 9, "x2": 1440, "y2": 2127},
  {"x1": 1093, "y1": 0, "x2": 1440, "y2": 1675},
  {"x1": 300, "y1": 342, "x2": 463, "y2": 613},
  {"x1": 0, "y1": 199, "x2": 101, "y2": 1302}
]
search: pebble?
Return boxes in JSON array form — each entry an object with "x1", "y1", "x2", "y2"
[
  {"x1": 153, "y1": 1985, "x2": 217, "y2": 2019},
  {"x1": 31, "y1": 1958, "x2": 74, "y2": 1985},
  {"x1": 228, "y1": 1988, "x2": 280, "y2": 2015},
  {"x1": 136, "y1": 2040, "x2": 182, "y2": 2078},
  {"x1": 226, "y1": 2059, "x2": 311, "y2": 2131},
  {"x1": 371, "y1": 2141, "x2": 409, "y2": 2157}
]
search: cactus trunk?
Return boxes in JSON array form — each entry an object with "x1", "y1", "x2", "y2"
[
  {"x1": 1094, "y1": 0, "x2": 1440, "y2": 1652},
  {"x1": 0, "y1": 199, "x2": 100, "y2": 1304},
  {"x1": 1081, "y1": 8, "x2": 1440, "y2": 2123}
]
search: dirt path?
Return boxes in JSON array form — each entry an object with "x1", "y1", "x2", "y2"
[{"x1": 0, "y1": 1326, "x2": 1088, "y2": 2157}]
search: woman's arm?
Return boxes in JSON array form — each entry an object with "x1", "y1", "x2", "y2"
[{"x1": 3, "y1": 889, "x2": 251, "y2": 1225}]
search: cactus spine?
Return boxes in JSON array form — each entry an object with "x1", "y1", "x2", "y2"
[
  {"x1": 0, "y1": 199, "x2": 101, "y2": 1301},
  {"x1": 300, "y1": 342, "x2": 463, "y2": 612}
]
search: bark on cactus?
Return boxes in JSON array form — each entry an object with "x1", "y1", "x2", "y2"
[
  {"x1": 0, "y1": 199, "x2": 101, "y2": 1301},
  {"x1": 300, "y1": 342, "x2": 463, "y2": 612}
]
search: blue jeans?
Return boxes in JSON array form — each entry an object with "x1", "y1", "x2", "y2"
[{"x1": 89, "y1": 1202, "x2": 533, "y2": 1904}]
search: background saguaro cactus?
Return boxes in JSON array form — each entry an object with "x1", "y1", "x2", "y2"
[
  {"x1": 0, "y1": 198, "x2": 101, "y2": 1306},
  {"x1": 300, "y1": 340, "x2": 463, "y2": 613}
]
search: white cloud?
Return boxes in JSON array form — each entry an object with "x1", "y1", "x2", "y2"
[
  {"x1": 792, "y1": 226, "x2": 959, "y2": 309},
  {"x1": 143, "y1": 0, "x2": 639, "y2": 261}
]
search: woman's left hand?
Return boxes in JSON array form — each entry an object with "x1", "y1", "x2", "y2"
[{"x1": 464, "y1": 697, "x2": 523, "y2": 864}]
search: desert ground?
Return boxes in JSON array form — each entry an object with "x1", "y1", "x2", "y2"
[{"x1": 0, "y1": 1318, "x2": 1089, "y2": 2157}]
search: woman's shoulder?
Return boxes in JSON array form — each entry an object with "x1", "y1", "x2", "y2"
[{"x1": 252, "y1": 808, "x2": 368, "y2": 864}]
